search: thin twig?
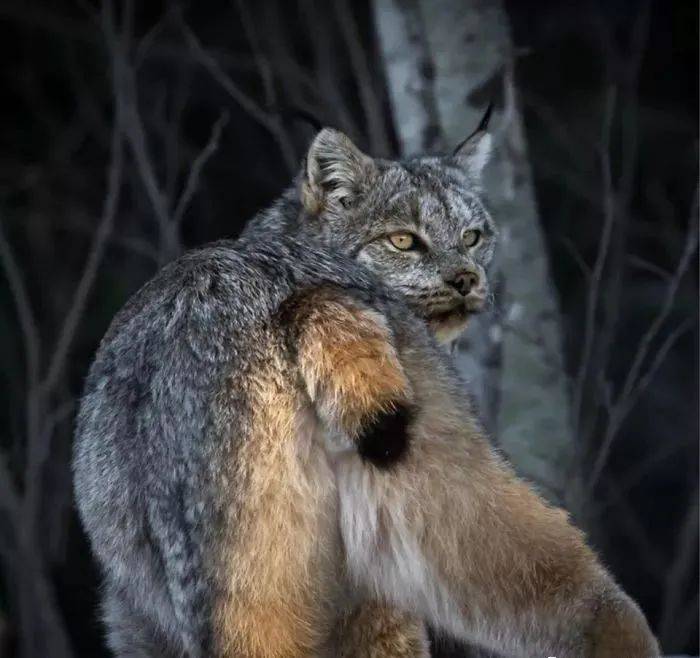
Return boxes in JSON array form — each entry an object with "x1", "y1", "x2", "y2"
[
  {"x1": 0, "y1": 454, "x2": 19, "y2": 520},
  {"x1": 332, "y1": 0, "x2": 390, "y2": 154},
  {"x1": 182, "y1": 22, "x2": 297, "y2": 173},
  {"x1": 41, "y1": 101, "x2": 125, "y2": 394},
  {"x1": 234, "y1": 0, "x2": 275, "y2": 107},
  {"x1": 587, "y1": 319, "x2": 695, "y2": 493},
  {"x1": 0, "y1": 221, "x2": 41, "y2": 390},
  {"x1": 626, "y1": 254, "x2": 673, "y2": 281},
  {"x1": 103, "y1": 2, "x2": 179, "y2": 261},
  {"x1": 297, "y1": 0, "x2": 360, "y2": 138},
  {"x1": 589, "y1": 2, "x2": 651, "y2": 409},
  {"x1": 589, "y1": 439, "x2": 688, "y2": 518},
  {"x1": 172, "y1": 111, "x2": 229, "y2": 227},
  {"x1": 572, "y1": 86, "x2": 618, "y2": 434},
  {"x1": 560, "y1": 235, "x2": 592, "y2": 279},
  {"x1": 625, "y1": 318, "x2": 695, "y2": 409},
  {"x1": 618, "y1": 193, "x2": 698, "y2": 404},
  {"x1": 658, "y1": 490, "x2": 699, "y2": 647},
  {"x1": 603, "y1": 479, "x2": 665, "y2": 576},
  {"x1": 587, "y1": 191, "x2": 698, "y2": 490}
]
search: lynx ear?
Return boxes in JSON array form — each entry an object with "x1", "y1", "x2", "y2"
[
  {"x1": 301, "y1": 128, "x2": 375, "y2": 214},
  {"x1": 452, "y1": 104, "x2": 494, "y2": 181}
]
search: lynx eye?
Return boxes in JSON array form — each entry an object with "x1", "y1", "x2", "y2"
[
  {"x1": 388, "y1": 232, "x2": 417, "y2": 251},
  {"x1": 462, "y1": 229, "x2": 481, "y2": 247}
]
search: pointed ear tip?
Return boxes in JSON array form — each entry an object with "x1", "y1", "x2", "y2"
[
  {"x1": 315, "y1": 126, "x2": 346, "y2": 142},
  {"x1": 308, "y1": 127, "x2": 350, "y2": 154}
]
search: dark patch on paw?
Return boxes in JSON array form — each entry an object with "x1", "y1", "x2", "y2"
[{"x1": 357, "y1": 404, "x2": 412, "y2": 469}]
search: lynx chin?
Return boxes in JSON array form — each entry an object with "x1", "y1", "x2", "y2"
[{"x1": 73, "y1": 119, "x2": 659, "y2": 658}]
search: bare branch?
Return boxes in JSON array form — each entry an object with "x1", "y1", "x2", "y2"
[
  {"x1": 572, "y1": 86, "x2": 618, "y2": 433},
  {"x1": 102, "y1": 2, "x2": 179, "y2": 261},
  {"x1": 520, "y1": 90, "x2": 594, "y2": 157},
  {"x1": 624, "y1": 318, "x2": 695, "y2": 409},
  {"x1": 603, "y1": 479, "x2": 665, "y2": 577},
  {"x1": 587, "y1": 319, "x2": 695, "y2": 493},
  {"x1": 0, "y1": 454, "x2": 19, "y2": 520},
  {"x1": 332, "y1": 0, "x2": 390, "y2": 154},
  {"x1": 587, "y1": 190, "x2": 698, "y2": 490},
  {"x1": 626, "y1": 254, "x2": 673, "y2": 281},
  {"x1": 41, "y1": 103, "x2": 125, "y2": 395},
  {"x1": 658, "y1": 490, "x2": 699, "y2": 647},
  {"x1": 163, "y1": 66, "x2": 194, "y2": 204},
  {"x1": 172, "y1": 111, "x2": 229, "y2": 227},
  {"x1": 586, "y1": 6, "x2": 651, "y2": 436},
  {"x1": 0, "y1": 221, "x2": 41, "y2": 389},
  {"x1": 69, "y1": 211, "x2": 159, "y2": 263},
  {"x1": 297, "y1": 0, "x2": 360, "y2": 138},
  {"x1": 559, "y1": 236, "x2": 592, "y2": 280},
  {"x1": 134, "y1": 7, "x2": 174, "y2": 68},
  {"x1": 618, "y1": 192, "x2": 698, "y2": 404},
  {"x1": 589, "y1": 439, "x2": 688, "y2": 518},
  {"x1": 182, "y1": 23, "x2": 298, "y2": 173},
  {"x1": 235, "y1": 0, "x2": 275, "y2": 107}
]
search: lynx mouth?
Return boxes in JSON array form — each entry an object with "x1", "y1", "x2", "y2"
[
  {"x1": 425, "y1": 295, "x2": 485, "y2": 323},
  {"x1": 426, "y1": 305, "x2": 467, "y2": 325},
  {"x1": 424, "y1": 294, "x2": 485, "y2": 343}
]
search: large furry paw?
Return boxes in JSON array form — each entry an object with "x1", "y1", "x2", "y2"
[
  {"x1": 337, "y1": 602, "x2": 430, "y2": 658},
  {"x1": 589, "y1": 591, "x2": 660, "y2": 658}
]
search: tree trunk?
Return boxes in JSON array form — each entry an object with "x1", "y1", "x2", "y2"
[
  {"x1": 372, "y1": 0, "x2": 574, "y2": 508},
  {"x1": 373, "y1": 3, "x2": 576, "y2": 656}
]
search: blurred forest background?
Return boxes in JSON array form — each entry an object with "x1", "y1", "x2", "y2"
[{"x1": 0, "y1": 0, "x2": 697, "y2": 656}]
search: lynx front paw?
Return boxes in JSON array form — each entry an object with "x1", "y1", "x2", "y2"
[
  {"x1": 291, "y1": 289, "x2": 413, "y2": 439},
  {"x1": 337, "y1": 602, "x2": 430, "y2": 658}
]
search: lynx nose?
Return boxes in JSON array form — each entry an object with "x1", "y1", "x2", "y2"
[{"x1": 447, "y1": 270, "x2": 480, "y2": 296}]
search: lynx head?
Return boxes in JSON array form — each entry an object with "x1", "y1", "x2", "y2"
[{"x1": 298, "y1": 114, "x2": 496, "y2": 343}]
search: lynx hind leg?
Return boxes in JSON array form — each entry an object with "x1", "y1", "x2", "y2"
[
  {"x1": 210, "y1": 327, "x2": 342, "y2": 658},
  {"x1": 337, "y1": 602, "x2": 430, "y2": 658}
]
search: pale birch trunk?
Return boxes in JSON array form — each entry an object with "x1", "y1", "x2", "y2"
[{"x1": 372, "y1": 0, "x2": 574, "y2": 506}]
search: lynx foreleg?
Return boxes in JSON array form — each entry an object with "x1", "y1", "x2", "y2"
[
  {"x1": 336, "y1": 422, "x2": 659, "y2": 657},
  {"x1": 333, "y1": 346, "x2": 660, "y2": 658},
  {"x1": 289, "y1": 288, "x2": 658, "y2": 657},
  {"x1": 286, "y1": 288, "x2": 429, "y2": 657}
]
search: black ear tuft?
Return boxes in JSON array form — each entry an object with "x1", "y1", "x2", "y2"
[
  {"x1": 475, "y1": 101, "x2": 494, "y2": 133},
  {"x1": 452, "y1": 102, "x2": 493, "y2": 156},
  {"x1": 450, "y1": 103, "x2": 494, "y2": 180}
]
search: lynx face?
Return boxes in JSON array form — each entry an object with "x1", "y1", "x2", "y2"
[{"x1": 300, "y1": 128, "x2": 496, "y2": 343}]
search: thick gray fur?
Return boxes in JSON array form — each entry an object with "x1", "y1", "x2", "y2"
[{"x1": 73, "y1": 128, "x2": 494, "y2": 656}]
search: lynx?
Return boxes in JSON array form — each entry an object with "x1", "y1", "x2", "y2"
[{"x1": 73, "y1": 122, "x2": 658, "y2": 657}]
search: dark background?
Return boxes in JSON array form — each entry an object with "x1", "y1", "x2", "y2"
[{"x1": 0, "y1": 1, "x2": 697, "y2": 656}]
